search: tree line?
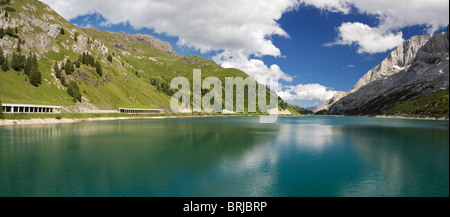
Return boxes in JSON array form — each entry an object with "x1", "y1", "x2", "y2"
[
  {"x1": 54, "y1": 61, "x2": 81, "y2": 103},
  {"x1": 383, "y1": 89, "x2": 449, "y2": 118},
  {"x1": 0, "y1": 0, "x2": 12, "y2": 6},
  {"x1": 53, "y1": 52, "x2": 105, "y2": 102},
  {"x1": 78, "y1": 52, "x2": 102, "y2": 76},
  {"x1": 56, "y1": 52, "x2": 103, "y2": 77},
  {"x1": 0, "y1": 27, "x2": 19, "y2": 39},
  {"x1": 1, "y1": 46, "x2": 42, "y2": 87},
  {"x1": 1, "y1": 0, "x2": 16, "y2": 21},
  {"x1": 150, "y1": 78, "x2": 176, "y2": 97}
]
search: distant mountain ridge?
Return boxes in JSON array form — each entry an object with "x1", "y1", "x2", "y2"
[{"x1": 327, "y1": 26, "x2": 449, "y2": 117}]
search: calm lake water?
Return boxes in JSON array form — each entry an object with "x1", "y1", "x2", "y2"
[{"x1": 0, "y1": 117, "x2": 448, "y2": 197}]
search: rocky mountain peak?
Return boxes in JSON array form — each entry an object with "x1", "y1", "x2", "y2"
[
  {"x1": 129, "y1": 33, "x2": 180, "y2": 57},
  {"x1": 350, "y1": 34, "x2": 433, "y2": 94},
  {"x1": 328, "y1": 27, "x2": 449, "y2": 115}
]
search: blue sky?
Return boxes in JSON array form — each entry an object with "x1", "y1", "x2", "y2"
[{"x1": 45, "y1": 0, "x2": 449, "y2": 108}]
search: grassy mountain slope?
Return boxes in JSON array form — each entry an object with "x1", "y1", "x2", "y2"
[
  {"x1": 382, "y1": 89, "x2": 449, "y2": 118},
  {"x1": 83, "y1": 26, "x2": 251, "y2": 90},
  {"x1": 0, "y1": 0, "x2": 272, "y2": 113},
  {"x1": 288, "y1": 105, "x2": 313, "y2": 115},
  {"x1": 1, "y1": 0, "x2": 178, "y2": 110}
]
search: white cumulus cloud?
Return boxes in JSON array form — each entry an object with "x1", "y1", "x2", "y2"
[
  {"x1": 41, "y1": 0, "x2": 449, "y2": 104},
  {"x1": 278, "y1": 84, "x2": 337, "y2": 101},
  {"x1": 301, "y1": 0, "x2": 449, "y2": 54},
  {"x1": 299, "y1": 0, "x2": 351, "y2": 13},
  {"x1": 42, "y1": 0, "x2": 449, "y2": 61},
  {"x1": 41, "y1": 0, "x2": 299, "y2": 82},
  {"x1": 325, "y1": 22, "x2": 405, "y2": 54},
  {"x1": 213, "y1": 50, "x2": 293, "y2": 85}
]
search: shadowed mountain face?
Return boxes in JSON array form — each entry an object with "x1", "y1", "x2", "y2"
[{"x1": 328, "y1": 26, "x2": 449, "y2": 116}]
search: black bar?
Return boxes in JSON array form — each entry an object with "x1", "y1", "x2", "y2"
[{"x1": 1, "y1": 197, "x2": 448, "y2": 216}]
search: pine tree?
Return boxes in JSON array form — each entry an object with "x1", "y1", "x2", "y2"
[
  {"x1": 29, "y1": 65, "x2": 41, "y2": 87},
  {"x1": 67, "y1": 81, "x2": 82, "y2": 102},
  {"x1": 1, "y1": 58, "x2": 9, "y2": 71},
  {"x1": 81, "y1": 52, "x2": 87, "y2": 65},
  {"x1": 19, "y1": 55, "x2": 26, "y2": 70},
  {"x1": 107, "y1": 54, "x2": 113, "y2": 63},
  {"x1": 6, "y1": 27, "x2": 12, "y2": 36},
  {"x1": 75, "y1": 60, "x2": 80, "y2": 68},
  {"x1": 32, "y1": 54, "x2": 38, "y2": 68},
  {"x1": 25, "y1": 54, "x2": 38, "y2": 76},
  {"x1": 79, "y1": 52, "x2": 96, "y2": 67},
  {"x1": 60, "y1": 75, "x2": 67, "y2": 87},
  {"x1": 11, "y1": 52, "x2": 21, "y2": 71},
  {"x1": 54, "y1": 62, "x2": 61, "y2": 78},
  {"x1": 89, "y1": 55, "x2": 95, "y2": 67},
  {"x1": 23, "y1": 53, "x2": 41, "y2": 86},
  {"x1": 0, "y1": 47, "x2": 5, "y2": 65},
  {"x1": 54, "y1": 61, "x2": 66, "y2": 86},
  {"x1": 65, "y1": 59, "x2": 74, "y2": 75},
  {"x1": 24, "y1": 55, "x2": 33, "y2": 76},
  {"x1": 60, "y1": 28, "x2": 65, "y2": 35},
  {"x1": 16, "y1": 42, "x2": 21, "y2": 53},
  {"x1": 95, "y1": 61, "x2": 102, "y2": 77}
]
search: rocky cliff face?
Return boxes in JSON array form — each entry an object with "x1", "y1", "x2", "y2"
[
  {"x1": 0, "y1": 1, "x2": 180, "y2": 59},
  {"x1": 311, "y1": 91, "x2": 348, "y2": 112},
  {"x1": 328, "y1": 28, "x2": 449, "y2": 115},
  {"x1": 350, "y1": 34, "x2": 433, "y2": 94},
  {"x1": 132, "y1": 33, "x2": 181, "y2": 57},
  {"x1": 326, "y1": 91, "x2": 348, "y2": 107}
]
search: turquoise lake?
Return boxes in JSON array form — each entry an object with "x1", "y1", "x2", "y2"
[{"x1": 0, "y1": 117, "x2": 448, "y2": 197}]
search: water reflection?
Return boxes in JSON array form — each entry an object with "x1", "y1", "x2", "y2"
[
  {"x1": 0, "y1": 117, "x2": 448, "y2": 197},
  {"x1": 0, "y1": 118, "x2": 282, "y2": 196},
  {"x1": 210, "y1": 136, "x2": 281, "y2": 197},
  {"x1": 276, "y1": 120, "x2": 339, "y2": 152},
  {"x1": 338, "y1": 125, "x2": 449, "y2": 197}
]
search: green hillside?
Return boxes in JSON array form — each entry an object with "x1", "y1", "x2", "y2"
[
  {"x1": 383, "y1": 89, "x2": 449, "y2": 118},
  {"x1": 288, "y1": 105, "x2": 313, "y2": 115},
  {"x1": 0, "y1": 0, "x2": 177, "y2": 110}
]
